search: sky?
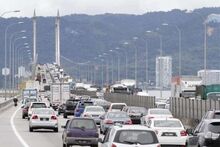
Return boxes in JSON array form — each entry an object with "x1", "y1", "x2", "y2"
[{"x1": 1, "y1": 0, "x2": 220, "y2": 17}]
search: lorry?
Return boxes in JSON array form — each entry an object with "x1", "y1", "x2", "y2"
[
  {"x1": 22, "y1": 89, "x2": 38, "y2": 99},
  {"x1": 171, "y1": 76, "x2": 202, "y2": 98},
  {"x1": 195, "y1": 84, "x2": 220, "y2": 100},
  {"x1": 50, "y1": 83, "x2": 70, "y2": 110}
]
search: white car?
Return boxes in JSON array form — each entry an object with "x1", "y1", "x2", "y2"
[
  {"x1": 141, "y1": 108, "x2": 173, "y2": 125},
  {"x1": 146, "y1": 118, "x2": 187, "y2": 146},
  {"x1": 28, "y1": 102, "x2": 48, "y2": 120},
  {"x1": 100, "y1": 125, "x2": 160, "y2": 147},
  {"x1": 29, "y1": 108, "x2": 58, "y2": 132},
  {"x1": 81, "y1": 106, "x2": 105, "y2": 124},
  {"x1": 108, "y1": 103, "x2": 127, "y2": 112}
]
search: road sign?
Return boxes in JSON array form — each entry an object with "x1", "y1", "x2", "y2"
[{"x1": 2, "y1": 68, "x2": 10, "y2": 76}]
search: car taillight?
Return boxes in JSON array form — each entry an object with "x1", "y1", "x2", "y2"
[
  {"x1": 125, "y1": 120, "x2": 132, "y2": 125},
  {"x1": 104, "y1": 119, "x2": 113, "y2": 124},
  {"x1": 84, "y1": 113, "x2": 91, "y2": 117},
  {"x1": 32, "y1": 115, "x2": 38, "y2": 119},
  {"x1": 180, "y1": 130, "x2": 187, "y2": 136},
  {"x1": 51, "y1": 115, "x2": 57, "y2": 120},
  {"x1": 148, "y1": 116, "x2": 154, "y2": 119},
  {"x1": 111, "y1": 144, "x2": 117, "y2": 147},
  {"x1": 157, "y1": 145, "x2": 161, "y2": 147}
]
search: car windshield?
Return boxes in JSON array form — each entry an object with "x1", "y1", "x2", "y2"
[
  {"x1": 112, "y1": 104, "x2": 125, "y2": 110},
  {"x1": 154, "y1": 120, "x2": 182, "y2": 127},
  {"x1": 31, "y1": 103, "x2": 47, "y2": 108},
  {"x1": 33, "y1": 109, "x2": 54, "y2": 115},
  {"x1": 114, "y1": 130, "x2": 158, "y2": 145},
  {"x1": 150, "y1": 109, "x2": 171, "y2": 115},
  {"x1": 129, "y1": 107, "x2": 147, "y2": 114},
  {"x1": 70, "y1": 119, "x2": 96, "y2": 129},
  {"x1": 107, "y1": 112, "x2": 128, "y2": 118},
  {"x1": 85, "y1": 107, "x2": 104, "y2": 112},
  {"x1": 209, "y1": 122, "x2": 220, "y2": 133}
]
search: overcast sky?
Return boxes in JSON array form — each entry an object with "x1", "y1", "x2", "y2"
[{"x1": 1, "y1": 0, "x2": 220, "y2": 17}]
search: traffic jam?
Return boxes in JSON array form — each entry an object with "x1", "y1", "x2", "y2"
[{"x1": 18, "y1": 64, "x2": 220, "y2": 147}]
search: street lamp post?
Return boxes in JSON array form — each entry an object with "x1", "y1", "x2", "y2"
[
  {"x1": 4, "y1": 22, "x2": 23, "y2": 100},
  {"x1": 133, "y1": 37, "x2": 138, "y2": 88},
  {"x1": 162, "y1": 23, "x2": 182, "y2": 77},
  {"x1": 109, "y1": 49, "x2": 120, "y2": 81}
]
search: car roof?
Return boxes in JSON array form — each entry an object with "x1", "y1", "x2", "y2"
[
  {"x1": 111, "y1": 103, "x2": 126, "y2": 105},
  {"x1": 85, "y1": 105, "x2": 103, "y2": 108},
  {"x1": 149, "y1": 108, "x2": 170, "y2": 111},
  {"x1": 150, "y1": 118, "x2": 181, "y2": 121},
  {"x1": 112, "y1": 125, "x2": 155, "y2": 131},
  {"x1": 71, "y1": 117, "x2": 95, "y2": 121},
  {"x1": 203, "y1": 119, "x2": 220, "y2": 123}
]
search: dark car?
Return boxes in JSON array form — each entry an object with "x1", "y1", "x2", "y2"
[
  {"x1": 122, "y1": 106, "x2": 147, "y2": 124},
  {"x1": 63, "y1": 99, "x2": 80, "y2": 118},
  {"x1": 62, "y1": 118, "x2": 99, "y2": 147},
  {"x1": 74, "y1": 100, "x2": 94, "y2": 117},
  {"x1": 57, "y1": 103, "x2": 65, "y2": 115},
  {"x1": 22, "y1": 102, "x2": 31, "y2": 119},
  {"x1": 188, "y1": 119, "x2": 220, "y2": 147},
  {"x1": 202, "y1": 110, "x2": 220, "y2": 120}
]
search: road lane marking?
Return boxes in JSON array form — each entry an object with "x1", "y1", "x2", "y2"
[{"x1": 10, "y1": 107, "x2": 29, "y2": 147}]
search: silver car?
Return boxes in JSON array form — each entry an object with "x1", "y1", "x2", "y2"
[
  {"x1": 100, "y1": 111, "x2": 132, "y2": 134},
  {"x1": 29, "y1": 108, "x2": 58, "y2": 132},
  {"x1": 81, "y1": 106, "x2": 105, "y2": 124}
]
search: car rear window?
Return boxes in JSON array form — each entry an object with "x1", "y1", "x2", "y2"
[
  {"x1": 154, "y1": 120, "x2": 182, "y2": 128},
  {"x1": 209, "y1": 122, "x2": 220, "y2": 133},
  {"x1": 112, "y1": 104, "x2": 126, "y2": 110},
  {"x1": 70, "y1": 119, "x2": 96, "y2": 129},
  {"x1": 150, "y1": 109, "x2": 171, "y2": 115},
  {"x1": 31, "y1": 103, "x2": 47, "y2": 108},
  {"x1": 85, "y1": 107, "x2": 105, "y2": 112},
  {"x1": 107, "y1": 112, "x2": 129, "y2": 119},
  {"x1": 214, "y1": 113, "x2": 220, "y2": 119},
  {"x1": 33, "y1": 109, "x2": 54, "y2": 115},
  {"x1": 129, "y1": 107, "x2": 147, "y2": 115},
  {"x1": 114, "y1": 130, "x2": 158, "y2": 145}
]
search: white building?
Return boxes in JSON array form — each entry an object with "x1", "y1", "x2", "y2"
[
  {"x1": 198, "y1": 70, "x2": 220, "y2": 85},
  {"x1": 156, "y1": 56, "x2": 172, "y2": 89}
]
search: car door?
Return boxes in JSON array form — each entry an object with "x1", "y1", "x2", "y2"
[
  {"x1": 101, "y1": 128, "x2": 111, "y2": 147},
  {"x1": 62, "y1": 120, "x2": 70, "y2": 141}
]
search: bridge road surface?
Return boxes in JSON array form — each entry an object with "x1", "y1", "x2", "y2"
[{"x1": 0, "y1": 102, "x2": 103, "y2": 147}]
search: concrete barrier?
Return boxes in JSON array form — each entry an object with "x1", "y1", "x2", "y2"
[{"x1": 0, "y1": 96, "x2": 20, "y2": 112}]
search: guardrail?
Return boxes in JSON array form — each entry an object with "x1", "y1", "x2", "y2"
[
  {"x1": 0, "y1": 95, "x2": 20, "y2": 112},
  {"x1": 71, "y1": 90, "x2": 97, "y2": 98},
  {"x1": 104, "y1": 93, "x2": 155, "y2": 109},
  {"x1": 170, "y1": 97, "x2": 220, "y2": 120}
]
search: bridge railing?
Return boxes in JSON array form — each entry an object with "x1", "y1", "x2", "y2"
[
  {"x1": 170, "y1": 97, "x2": 220, "y2": 120},
  {"x1": 105, "y1": 93, "x2": 155, "y2": 109}
]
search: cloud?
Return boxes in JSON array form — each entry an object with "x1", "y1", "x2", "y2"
[{"x1": 1, "y1": 0, "x2": 220, "y2": 17}]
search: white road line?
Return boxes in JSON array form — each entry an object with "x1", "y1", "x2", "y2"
[{"x1": 10, "y1": 107, "x2": 29, "y2": 147}]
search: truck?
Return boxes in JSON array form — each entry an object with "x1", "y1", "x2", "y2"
[
  {"x1": 171, "y1": 76, "x2": 202, "y2": 98},
  {"x1": 195, "y1": 84, "x2": 220, "y2": 100},
  {"x1": 51, "y1": 83, "x2": 70, "y2": 110}
]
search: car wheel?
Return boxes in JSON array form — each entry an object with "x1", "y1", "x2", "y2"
[
  {"x1": 22, "y1": 115, "x2": 25, "y2": 119},
  {"x1": 63, "y1": 113, "x2": 67, "y2": 118},
  {"x1": 29, "y1": 127, "x2": 33, "y2": 132},
  {"x1": 54, "y1": 128, "x2": 58, "y2": 132},
  {"x1": 91, "y1": 144, "x2": 98, "y2": 147}
]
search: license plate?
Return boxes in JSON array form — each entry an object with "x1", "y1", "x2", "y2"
[
  {"x1": 162, "y1": 132, "x2": 176, "y2": 136},
  {"x1": 78, "y1": 140, "x2": 88, "y2": 144},
  {"x1": 40, "y1": 118, "x2": 49, "y2": 121}
]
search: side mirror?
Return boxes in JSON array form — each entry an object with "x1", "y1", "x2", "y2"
[
  {"x1": 141, "y1": 113, "x2": 144, "y2": 117},
  {"x1": 61, "y1": 125, "x2": 66, "y2": 129},
  {"x1": 21, "y1": 105, "x2": 24, "y2": 108},
  {"x1": 100, "y1": 116, "x2": 104, "y2": 120}
]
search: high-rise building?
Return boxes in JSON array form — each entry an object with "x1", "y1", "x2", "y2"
[
  {"x1": 156, "y1": 56, "x2": 172, "y2": 89},
  {"x1": 198, "y1": 70, "x2": 220, "y2": 85}
]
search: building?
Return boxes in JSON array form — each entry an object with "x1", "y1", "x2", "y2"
[
  {"x1": 156, "y1": 56, "x2": 172, "y2": 89},
  {"x1": 198, "y1": 70, "x2": 220, "y2": 85}
]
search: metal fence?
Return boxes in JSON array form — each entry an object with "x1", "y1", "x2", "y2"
[
  {"x1": 105, "y1": 93, "x2": 155, "y2": 109},
  {"x1": 170, "y1": 97, "x2": 220, "y2": 120}
]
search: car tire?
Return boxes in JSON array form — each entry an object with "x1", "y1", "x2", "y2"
[
  {"x1": 63, "y1": 113, "x2": 67, "y2": 119},
  {"x1": 91, "y1": 144, "x2": 98, "y2": 147},
  {"x1": 54, "y1": 128, "x2": 58, "y2": 132},
  {"x1": 28, "y1": 117, "x2": 30, "y2": 121},
  {"x1": 29, "y1": 127, "x2": 33, "y2": 132},
  {"x1": 22, "y1": 115, "x2": 25, "y2": 119}
]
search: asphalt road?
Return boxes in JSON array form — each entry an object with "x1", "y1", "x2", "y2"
[{"x1": 0, "y1": 102, "x2": 103, "y2": 147}]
